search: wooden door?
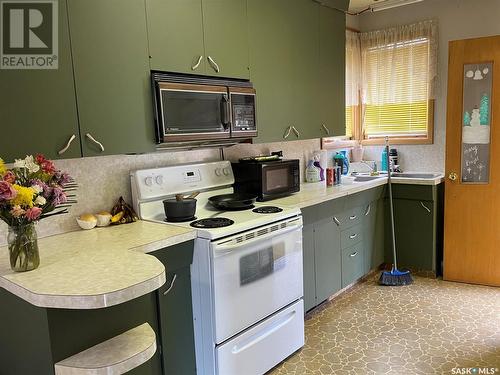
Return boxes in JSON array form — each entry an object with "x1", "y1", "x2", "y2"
[{"x1": 444, "y1": 36, "x2": 500, "y2": 286}]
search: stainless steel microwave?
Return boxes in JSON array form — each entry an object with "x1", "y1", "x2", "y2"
[{"x1": 151, "y1": 72, "x2": 257, "y2": 143}]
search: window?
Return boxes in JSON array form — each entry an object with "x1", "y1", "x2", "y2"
[{"x1": 342, "y1": 20, "x2": 437, "y2": 145}]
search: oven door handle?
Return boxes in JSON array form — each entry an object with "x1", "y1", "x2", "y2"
[{"x1": 213, "y1": 223, "x2": 303, "y2": 255}]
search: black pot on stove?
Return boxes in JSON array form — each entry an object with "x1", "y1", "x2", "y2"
[{"x1": 163, "y1": 198, "x2": 197, "y2": 222}]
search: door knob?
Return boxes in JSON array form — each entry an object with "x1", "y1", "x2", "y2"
[{"x1": 448, "y1": 172, "x2": 458, "y2": 181}]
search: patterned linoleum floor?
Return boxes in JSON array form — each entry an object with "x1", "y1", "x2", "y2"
[{"x1": 267, "y1": 274, "x2": 500, "y2": 375}]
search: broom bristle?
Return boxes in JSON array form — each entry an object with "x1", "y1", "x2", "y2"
[{"x1": 379, "y1": 269, "x2": 413, "y2": 286}]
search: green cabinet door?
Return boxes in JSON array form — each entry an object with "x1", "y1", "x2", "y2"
[
  {"x1": 68, "y1": 0, "x2": 155, "y2": 156},
  {"x1": 318, "y1": 5, "x2": 346, "y2": 137},
  {"x1": 0, "y1": 0, "x2": 80, "y2": 162},
  {"x1": 202, "y1": 0, "x2": 249, "y2": 79},
  {"x1": 302, "y1": 222, "x2": 317, "y2": 312},
  {"x1": 392, "y1": 199, "x2": 435, "y2": 270},
  {"x1": 363, "y1": 199, "x2": 385, "y2": 274},
  {"x1": 314, "y1": 217, "x2": 342, "y2": 303},
  {"x1": 289, "y1": 0, "x2": 320, "y2": 141},
  {"x1": 248, "y1": 0, "x2": 295, "y2": 143},
  {"x1": 146, "y1": 0, "x2": 206, "y2": 74}
]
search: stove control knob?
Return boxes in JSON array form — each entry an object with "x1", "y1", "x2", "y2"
[
  {"x1": 155, "y1": 175, "x2": 164, "y2": 185},
  {"x1": 145, "y1": 176, "x2": 153, "y2": 186},
  {"x1": 223, "y1": 167, "x2": 231, "y2": 176},
  {"x1": 215, "y1": 168, "x2": 222, "y2": 176}
]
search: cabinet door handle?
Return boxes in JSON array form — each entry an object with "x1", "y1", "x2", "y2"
[
  {"x1": 364, "y1": 204, "x2": 371, "y2": 216},
  {"x1": 321, "y1": 124, "x2": 330, "y2": 135},
  {"x1": 349, "y1": 233, "x2": 358, "y2": 239},
  {"x1": 420, "y1": 201, "x2": 431, "y2": 213},
  {"x1": 333, "y1": 216, "x2": 340, "y2": 226},
  {"x1": 349, "y1": 215, "x2": 357, "y2": 220},
  {"x1": 207, "y1": 56, "x2": 220, "y2": 73},
  {"x1": 283, "y1": 126, "x2": 292, "y2": 139},
  {"x1": 58, "y1": 134, "x2": 76, "y2": 155},
  {"x1": 349, "y1": 251, "x2": 358, "y2": 257},
  {"x1": 291, "y1": 126, "x2": 300, "y2": 138},
  {"x1": 163, "y1": 274, "x2": 177, "y2": 296},
  {"x1": 85, "y1": 133, "x2": 105, "y2": 152},
  {"x1": 191, "y1": 55, "x2": 203, "y2": 70}
]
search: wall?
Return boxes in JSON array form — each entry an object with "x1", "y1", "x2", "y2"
[
  {"x1": 0, "y1": 139, "x2": 320, "y2": 245},
  {"x1": 357, "y1": 0, "x2": 500, "y2": 172}
]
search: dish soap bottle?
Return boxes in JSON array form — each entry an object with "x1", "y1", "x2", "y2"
[
  {"x1": 381, "y1": 148, "x2": 388, "y2": 172},
  {"x1": 306, "y1": 160, "x2": 321, "y2": 183}
]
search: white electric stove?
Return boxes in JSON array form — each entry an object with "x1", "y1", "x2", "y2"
[{"x1": 131, "y1": 161, "x2": 305, "y2": 375}]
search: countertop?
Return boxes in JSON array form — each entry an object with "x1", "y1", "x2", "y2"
[
  {"x1": 271, "y1": 174, "x2": 444, "y2": 209},
  {"x1": 0, "y1": 221, "x2": 197, "y2": 309}
]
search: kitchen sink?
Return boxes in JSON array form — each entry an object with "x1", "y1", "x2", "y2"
[
  {"x1": 391, "y1": 173, "x2": 441, "y2": 179},
  {"x1": 353, "y1": 176, "x2": 384, "y2": 182}
]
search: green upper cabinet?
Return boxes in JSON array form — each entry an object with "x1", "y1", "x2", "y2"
[
  {"x1": 146, "y1": 0, "x2": 249, "y2": 78},
  {"x1": 248, "y1": 0, "x2": 300, "y2": 143},
  {"x1": 0, "y1": 0, "x2": 80, "y2": 162},
  {"x1": 249, "y1": 0, "x2": 346, "y2": 143},
  {"x1": 146, "y1": 0, "x2": 206, "y2": 74},
  {"x1": 318, "y1": 5, "x2": 346, "y2": 137},
  {"x1": 288, "y1": 0, "x2": 321, "y2": 141},
  {"x1": 202, "y1": 0, "x2": 249, "y2": 78},
  {"x1": 68, "y1": 0, "x2": 155, "y2": 156}
]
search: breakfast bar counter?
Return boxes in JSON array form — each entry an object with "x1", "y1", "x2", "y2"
[{"x1": 0, "y1": 220, "x2": 197, "y2": 309}]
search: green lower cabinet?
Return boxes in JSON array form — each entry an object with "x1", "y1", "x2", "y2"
[
  {"x1": 68, "y1": 0, "x2": 155, "y2": 156},
  {"x1": 363, "y1": 199, "x2": 385, "y2": 274},
  {"x1": 0, "y1": 0, "x2": 81, "y2": 162},
  {"x1": 314, "y1": 216, "x2": 342, "y2": 304},
  {"x1": 386, "y1": 183, "x2": 444, "y2": 273},
  {"x1": 341, "y1": 242, "x2": 365, "y2": 288},
  {"x1": 302, "y1": 223, "x2": 317, "y2": 312},
  {"x1": 151, "y1": 241, "x2": 196, "y2": 375}
]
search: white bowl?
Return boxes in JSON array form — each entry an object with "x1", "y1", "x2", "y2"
[{"x1": 76, "y1": 217, "x2": 97, "y2": 230}]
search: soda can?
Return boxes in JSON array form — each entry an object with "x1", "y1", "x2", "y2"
[{"x1": 326, "y1": 168, "x2": 334, "y2": 186}]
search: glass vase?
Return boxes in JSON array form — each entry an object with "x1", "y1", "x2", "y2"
[{"x1": 7, "y1": 223, "x2": 40, "y2": 272}]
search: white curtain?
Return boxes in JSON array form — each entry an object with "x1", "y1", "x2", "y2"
[
  {"x1": 346, "y1": 30, "x2": 361, "y2": 108},
  {"x1": 360, "y1": 19, "x2": 438, "y2": 105}
]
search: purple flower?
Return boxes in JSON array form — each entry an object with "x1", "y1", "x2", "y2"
[
  {"x1": 54, "y1": 171, "x2": 72, "y2": 186},
  {"x1": 52, "y1": 186, "x2": 67, "y2": 205},
  {"x1": 0, "y1": 181, "x2": 17, "y2": 201}
]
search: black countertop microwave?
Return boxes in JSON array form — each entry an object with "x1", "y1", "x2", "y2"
[
  {"x1": 232, "y1": 159, "x2": 300, "y2": 201},
  {"x1": 152, "y1": 72, "x2": 257, "y2": 143}
]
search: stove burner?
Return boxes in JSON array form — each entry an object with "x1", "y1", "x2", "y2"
[
  {"x1": 165, "y1": 216, "x2": 196, "y2": 223},
  {"x1": 252, "y1": 206, "x2": 283, "y2": 214},
  {"x1": 190, "y1": 217, "x2": 234, "y2": 228}
]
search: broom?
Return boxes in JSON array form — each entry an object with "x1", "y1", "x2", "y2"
[{"x1": 379, "y1": 137, "x2": 413, "y2": 286}]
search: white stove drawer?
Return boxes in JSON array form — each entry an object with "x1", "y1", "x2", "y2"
[{"x1": 216, "y1": 300, "x2": 304, "y2": 375}]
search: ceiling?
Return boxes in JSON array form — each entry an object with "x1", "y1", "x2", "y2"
[{"x1": 348, "y1": 0, "x2": 421, "y2": 13}]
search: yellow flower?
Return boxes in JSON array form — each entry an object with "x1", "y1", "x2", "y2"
[
  {"x1": 0, "y1": 158, "x2": 5, "y2": 176},
  {"x1": 11, "y1": 185, "x2": 35, "y2": 208}
]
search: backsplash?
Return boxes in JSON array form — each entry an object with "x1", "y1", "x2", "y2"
[{"x1": 0, "y1": 139, "x2": 320, "y2": 245}]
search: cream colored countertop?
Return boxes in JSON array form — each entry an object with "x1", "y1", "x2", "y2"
[
  {"x1": 0, "y1": 221, "x2": 197, "y2": 309},
  {"x1": 271, "y1": 174, "x2": 444, "y2": 209}
]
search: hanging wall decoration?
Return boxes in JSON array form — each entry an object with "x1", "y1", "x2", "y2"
[{"x1": 461, "y1": 62, "x2": 493, "y2": 183}]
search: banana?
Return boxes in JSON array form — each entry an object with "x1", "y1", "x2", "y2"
[{"x1": 110, "y1": 197, "x2": 138, "y2": 225}]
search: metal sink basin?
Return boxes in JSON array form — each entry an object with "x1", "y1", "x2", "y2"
[
  {"x1": 391, "y1": 173, "x2": 441, "y2": 179},
  {"x1": 354, "y1": 176, "x2": 383, "y2": 182}
]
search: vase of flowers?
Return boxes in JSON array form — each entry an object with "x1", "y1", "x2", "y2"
[{"x1": 0, "y1": 155, "x2": 75, "y2": 272}]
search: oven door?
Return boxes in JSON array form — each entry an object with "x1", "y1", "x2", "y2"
[
  {"x1": 158, "y1": 83, "x2": 230, "y2": 142},
  {"x1": 261, "y1": 161, "x2": 300, "y2": 199},
  {"x1": 211, "y1": 218, "x2": 303, "y2": 344}
]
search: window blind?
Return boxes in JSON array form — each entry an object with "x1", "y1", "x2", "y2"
[{"x1": 362, "y1": 37, "x2": 431, "y2": 138}]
